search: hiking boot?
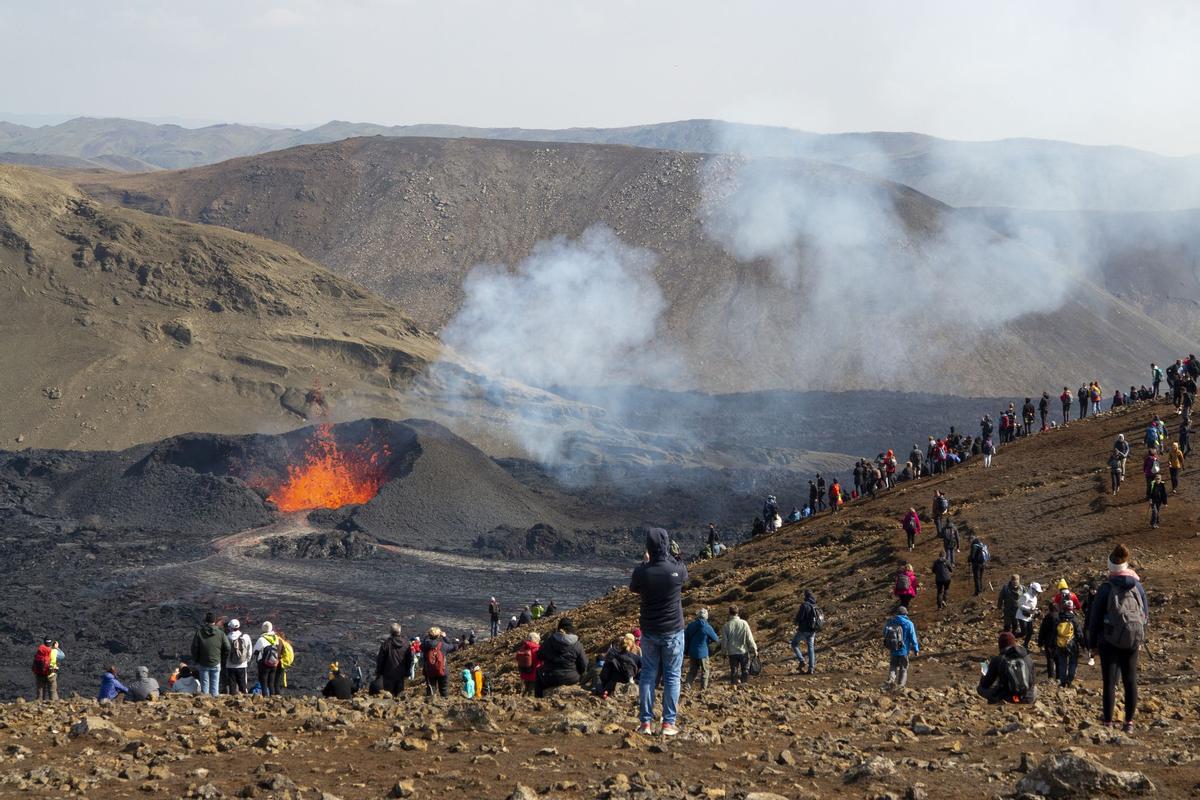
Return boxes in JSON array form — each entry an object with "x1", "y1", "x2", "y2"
[
  {"x1": 1122, "y1": 721, "x2": 1134, "y2": 734},
  {"x1": 661, "y1": 722, "x2": 679, "y2": 737},
  {"x1": 636, "y1": 722, "x2": 654, "y2": 735}
]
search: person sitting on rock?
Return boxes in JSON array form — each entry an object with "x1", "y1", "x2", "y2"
[
  {"x1": 535, "y1": 618, "x2": 588, "y2": 698},
  {"x1": 97, "y1": 665, "x2": 129, "y2": 702},
  {"x1": 168, "y1": 663, "x2": 201, "y2": 694},
  {"x1": 978, "y1": 631, "x2": 1038, "y2": 705},
  {"x1": 125, "y1": 666, "x2": 160, "y2": 702},
  {"x1": 322, "y1": 662, "x2": 355, "y2": 699},
  {"x1": 598, "y1": 633, "x2": 641, "y2": 698}
]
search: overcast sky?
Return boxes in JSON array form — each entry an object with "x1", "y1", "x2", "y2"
[{"x1": 3, "y1": 0, "x2": 1196, "y2": 155}]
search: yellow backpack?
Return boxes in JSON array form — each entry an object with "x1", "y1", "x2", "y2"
[
  {"x1": 278, "y1": 634, "x2": 296, "y2": 669},
  {"x1": 1055, "y1": 620, "x2": 1075, "y2": 649}
]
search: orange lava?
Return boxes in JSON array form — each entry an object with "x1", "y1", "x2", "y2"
[{"x1": 268, "y1": 425, "x2": 387, "y2": 512}]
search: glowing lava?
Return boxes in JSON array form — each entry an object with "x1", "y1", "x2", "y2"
[{"x1": 268, "y1": 424, "x2": 387, "y2": 512}]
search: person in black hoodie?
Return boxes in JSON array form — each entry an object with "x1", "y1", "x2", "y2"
[
  {"x1": 630, "y1": 527, "x2": 688, "y2": 736},
  {"x1": 932, "y1": 554, "x2": 953, "y2": 610},
  {"x1": 978, "y1": 631, "x2": 1038, "y2": 704},
  {"x1": 535, "y1": 618, "x2": 588, "y2": 697},
  {"x1": 1036, "y1": 606, "x2": 1059, "y2": 680},
  {"x1": 598, "y1": 634, "x2": 641, "y2": 698},
  {"x1": 375, "y1": 623, "x2": 413, "y2": 696},
  {"x1": 322, "y1": 662, "x2": 355, "y2": 699}
]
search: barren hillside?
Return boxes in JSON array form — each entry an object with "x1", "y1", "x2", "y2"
[{"x1": 84, "y1": 137, "x2": 1197, "y2": 395}]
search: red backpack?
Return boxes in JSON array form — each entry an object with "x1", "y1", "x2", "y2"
[
  {"x1": 423, "y1": 641, "x2": 446, "y2": 678},
  {"x1": 32, "y1": 645, "x2": 53, "y2": 677}
]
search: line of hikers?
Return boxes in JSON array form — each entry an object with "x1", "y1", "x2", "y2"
[{"x1": 490, "y1": 597, "x2": 557, "y2": 636}]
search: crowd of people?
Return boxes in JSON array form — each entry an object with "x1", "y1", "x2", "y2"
[{"x1": 31, "y1": 359, "x2": 1186, "y2": 741}]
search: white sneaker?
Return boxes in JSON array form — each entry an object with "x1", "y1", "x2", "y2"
[{"x1": 636, "y1": 722, "x2": 654, "y2": 735}]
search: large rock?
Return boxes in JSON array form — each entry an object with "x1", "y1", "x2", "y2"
[
  {"x1": 1015, "y1": 749, "x2": 1156, "y2": 797},
  {"x1": 68, "y1": 716, "x2": 126, "y2": 743}
]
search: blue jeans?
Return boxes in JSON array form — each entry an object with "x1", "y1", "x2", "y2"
[
  {"x1": 790, "y1": 630, "x2": 815, "y2": 670},
  {"x1": 198, "y1": 666, "x2": 221, "y2": 696},
  {"x1": 1056, "y1": 651, "x2": 1079, "y2": 686},
  {"x1": 638, "y1": 630, "x2": 684, "y2": 725}
]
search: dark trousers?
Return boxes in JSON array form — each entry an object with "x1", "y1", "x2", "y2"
[
  {"x1": 1045, "y1": 652, "x2": 1057, "y2": 679},
  {"x1": 1056, "y1": 651, "x2": 1077, "y2": 686},
  {"x1": 1079, "y1": 401, "x2": 1087, "y2": 418},
  {"x1": 1099, "y1": 644, "x2": 1138, "y2": 723},
  {"x1": 226, "y1": 667, "x2": 248, "y2": 694},
  {"x1": 972, "y1": 564, "x2": 985, "y2": 595},
  {"x1": 943, "y1": 546, "x2": 956, "y2": 567},
  {"x1": 728, "y1": 654, "x2": 749, "y2": 685},
  {"x1": 1062, "y1": 403, "x2": 1071, "y2": 423},
  {"x1": 1170, "y1": 467, "x2": 1179, "y2": 490},
  {"x1": 381, "y1": 675, "x2": 406, "y2": 695},
  {"x1": 1153, "y1": 380, "x2": 1161, "y2": 398},
  {"x1": 257, "y1": 665, "x2": 281, "y2": 696},
  {"x1": 906, "y1": 531, "x2": 915, "y2": 550},
  {"x1": 935, "y1": 580, "x2": 950, "y2": 608},
  {"x1": 425, "y1": 675, "x2": 448, "y2": 699},
  {"x1": 490, "y1": 618, "x2": 500, "y2": 637}
]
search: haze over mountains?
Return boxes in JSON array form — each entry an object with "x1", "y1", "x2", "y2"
[
  {"x1": 82, "y1": 136, "x2": 1194, "y2": 398},
  {"x1": 5, "y1": 115, "x2": 1200, "y2": 209}
]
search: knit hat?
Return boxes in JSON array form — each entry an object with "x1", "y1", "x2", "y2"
[
  {"x1": 227, "y1": 618, "x2": 240, "y2": 630},
  {"x1": 1055, "y1": 578, "x2": 1068, "y2": 590},
  {"x1": 999, "y1": 632, "x2": 1017, "y2": 650},
  {"x1": 261, "y1": 621, "x2": 273, "y2": 633},
  {"x1": 699, "y1": 608, "x2": 709, "y2": 619}
]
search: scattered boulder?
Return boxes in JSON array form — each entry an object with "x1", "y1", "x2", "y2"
[
  {"x1": 843, "y1": 755, "x2": 897, "y2": 783},
  {"x1": 69, "y1": 716, "x2": 126, "y2": 742},
  {"x1": 1015, "y1": 749, "x2": 1156, "y2": 797}
]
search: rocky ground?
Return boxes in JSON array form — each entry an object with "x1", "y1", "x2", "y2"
[{"x1": 2, "y1": 398, "x2": 1198, "y2": 798}]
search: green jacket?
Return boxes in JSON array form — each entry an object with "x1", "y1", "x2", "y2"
[
  {"x1": 720, "y1": 616, "x2": 757, "y2": 656},
  {"x1": 190, "y1": 624, "x2": 231, "y2": 668}
]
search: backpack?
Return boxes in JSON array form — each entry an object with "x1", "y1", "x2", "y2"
[
  {"x1": 32, "y1": 645, "x2": 52, "y2": 677},
  {"x1": 1103, "y1": 585, "x2": 1146, "y2": 649},
  {"x1": 1056, "y1": 620, "x2": 1076, "y2": 650},
  {"x1": 231, "y1": 633, "x2": 252, "y2": 665},
  {"x1": 1000, "y1": 653, "x2": 1032, "y2": 697},
  {"x1": 810, "y1": 605, "x2": 825, "y2": 632},
  {"x1": 259, "y1": 637, "x2": 281, "y2": 669},
  {"x1": 936, "y1": 496, "x2": 949, "y2": 513},
  {"x1": 883, "y1": 621, "x2": 905, "y2": 652},
  {"x1": 424, "y1": 642, "x2": 447, "y2": 678},
  {"x1": 895, "y1": 573, "x2": 912, "y2": 594},
  {"x1": 971, "y1": 541, "x2": 990, "y2": 563},
  {"x1": 278, "y1": 636, "x2": 295, "y2": 669},
  {"x1": 515, "y1": 647, "x2": 535, "y2": 670}
]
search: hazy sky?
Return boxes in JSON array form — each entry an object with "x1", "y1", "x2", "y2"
[{"x1": 3, "y1": 0, "x2": 1197, "y2": 154}]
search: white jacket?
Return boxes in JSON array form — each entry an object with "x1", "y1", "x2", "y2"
[{"x1": 226, "y1": 631, "x2": 252, "y2": 669}]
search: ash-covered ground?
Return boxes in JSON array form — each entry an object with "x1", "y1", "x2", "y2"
[{"x1": 0, "y1": 417, "x2": 773, "y2": 698}]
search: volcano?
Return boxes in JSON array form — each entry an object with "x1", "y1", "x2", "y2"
[{"x1": 257, "y1": 424, "x2": 390, "y2": 512}]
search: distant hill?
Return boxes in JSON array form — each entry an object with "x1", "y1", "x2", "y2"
[
  {"x1": 7, "y1": 116, "x2": 1200, "y2": 209},
  {"x1": 82, "y1": 136, "x2": 1197, "y2": 397}
]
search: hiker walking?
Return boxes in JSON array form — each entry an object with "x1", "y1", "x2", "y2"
[
  {"x1": 1168, "y1": 442, "x2": 1184, "y2": 493},
  {"x1": 1054, "y1": 601, "x2": 1084, "y2": 688},
  {"x1": 790, "y1": 590, "x2": 822, "y2": 674},
  {"x1": 893, "y1": 563, "x2": 919, "y2": 606},
  {"x1": 968, "y1": 536, "x2": 990, "y2": 595},
  {"x1": 1181, "y1": 418, "x2": 1193, "y2": 457},
  {"x1": 1149, "y1": 471, "x2": 1168, "y2": 528},
  {"x1": 940, "y1": 520, "x2": 960, "y2": 567},
  {"x1": 1143, "y1": 449, "x2": 1159, "y2": 499},
  {"x1": 901, "y1": 507, "x2": 921, "y2": 551},
  {"x1": 1036, "y1": 605, "x2": 1060, "y2": 680},
  {"x1": 997, "y1": 574, "x2": 1024, "y2": 632},
  {"x1": 32, "y1": 639, "x2": 64, "y2": 701},
  {"x1": 883, "y1": 606, "x2": 919, "y2": 690},
  {"x1": 376, "y1": 623, "x2": 414, "y2": 696},
  {"x1": 932, "y1": 553, "x2": 953, "y2": 609},
  {"x1": 1086, "y1": 544, "x2": 1148, "y2": 733},
  {"x1": 1016, "y1": 582, "x2": 1043, "y2": 649},
  {"x1": 720, "y1": 605, "x2": 757, "y2": 686},
  {"x1": 977, "y1": 631, "x2": 1037, "y2": 704},
  {"x1": 684, "y1": 608, "x2": 719, "y2": 690},
  {"x1": 932, "y1": 490, "x2": 949, "y2": 533},
  {"x1": 630, "y1": 528, "x2": 688, "y2": 736}
]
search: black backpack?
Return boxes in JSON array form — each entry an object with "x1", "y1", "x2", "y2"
[{"x1": 1000, "y1": 653, "x2": 1031, "y2": 698}]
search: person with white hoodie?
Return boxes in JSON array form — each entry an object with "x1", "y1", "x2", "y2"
[
  {"x1": 1015, "y1": 582, "x2": 1043, "y2": 649},
  {"x1": 253, "y1": 621, "x2": 284, "y2": 697},
  {"x1": 225, "y1": 619, "x2": 253, "y2": 694}
]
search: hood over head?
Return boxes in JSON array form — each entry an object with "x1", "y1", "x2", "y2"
[
  {"x1": 136, "y1": 666, "x2": 150, "y2": 679},
  {"x1": 645, "y1": 528, "x2": 671, "y2": 561}
]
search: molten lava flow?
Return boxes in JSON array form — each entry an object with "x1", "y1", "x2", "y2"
[{"x1": 268, "y1": 425, "x2": 387, "y2": 512}]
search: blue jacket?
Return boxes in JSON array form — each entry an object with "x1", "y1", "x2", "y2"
[
  {"x1": 885, "y1": 613, "x2": 920, "y2": 657},
  {"x1": 684, "y1": 617, "x2": 719, "y2": 659},
  {"x1": 97, "y1": 672, "x2": 129, "y2": 701}
]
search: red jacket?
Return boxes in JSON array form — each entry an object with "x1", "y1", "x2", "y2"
[
  {"x1": 894, "y1": 570, "x2": 919, "y2": 599},
  {"x1": 902, "y1": 511, "x2": 921, "y2": 536},
  {"x1": 1051, "y1": 590, "x2": 1080, "y2": 613},
  {"x1": 515, "y1": 641, "x2": 541, "y2": 682}
]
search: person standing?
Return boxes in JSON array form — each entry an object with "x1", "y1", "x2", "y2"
[
  {"x1": 375, "y1": 622, "x2": 413, "y2": 696},
  {"x1": 1181, "y1": 417, "x2": 1193, "y2": 457},
  {"x1": 190, "y1": 612, "x2": 230, "y2": 697},
  {"x1": 720, "y1": 605, "x2": 757, "y2": 687},
  {"x1": 630, "y1": 528, "x2": 688, "y2": 736},
  {"x1": 1086, "y1": 544, "x2": 1148, "y2": 733},
  {"x1": 1022, "y1": 398, "x2": 1036, "y2": 436},
  {"x1": 894, "y1": 563, "x2": 919, "y2": 607},
  {"x1": 883, "y1": 606, "x2": 919, "y2": 690},
  {"x1": 684, "y1": 608, "x2": 719, "y2": 691},
  {"x1": 1142, "y1": 450, "x2": 1159, "y2": 500},
  {"x1": 1078, "y1": 385, "x2": 1089, "y2": 419},
  {"x1": 982, "y1": 436, "x2": 996, "y2": 468},
  {"x1": 253, "y1": 622, "x2": 284, "y2": 697},
  {"x1": 1054, "y1": 600, "x2": 1084, "y2": 688},
  {"x1": 32, "y1": 638, "x2": 65, "y2": 702},
  {"x1": 932, "y1": 554, "x2": 953, "y2": 609},
  {"x1": 1060, "y1": 387, "x2": 1073, "y2": 424},
  {"x1": 1149, "y1": 472, "x2": 1168, "y2": 528},
  {"x1": 1152, "y1": 363, "x2": 1164, "y2": 398},
  {"x1": 225, "y1": 619, "x2": 253, "y2": 695},
  {"x1": 488, "y1": 597, "x2": 501, "y2": 637},
  {"x1": 932, "y1": 490, "x2": 949, "y2": 533},
  {"x1": 1168, "y1": 442, "x2": 1184, "y2": 494},
  {"x1": 1016, "y1": 582, "x2": 1043, "y2": 649},
  {"x1": 997, "y1": 574, "x2": 1024, "y2": 632},
  {"x1": 790, "y1": 590, "x2": 821, "y2": 674},
  {"x1": 815, "y1": 475, "x2": 827, "y2": 511},
  {"x1": 940, "y1": 520, "x2": 960, "y2": 567},
  {"x1": 1038, "y1": 392, "x2": 1050, "y2": 430},
  {"x1": 421, "y1": 627, "x2": 450, "y2": 700},
  {"x1": 968, "y1": 536, "x2": 989, "y2": 596}
]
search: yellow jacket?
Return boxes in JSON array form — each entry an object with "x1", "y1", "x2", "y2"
[{"x1": 1169, "y1": 448, "x2": 1185, "y2": 469}]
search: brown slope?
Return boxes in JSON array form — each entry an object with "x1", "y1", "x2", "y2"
[
  {"x1": 0, "y1": 165, "x2": 447, "y2": 451},
  {"x1": 81, "y1": 137, "x2": 1197, "y2": 396}
]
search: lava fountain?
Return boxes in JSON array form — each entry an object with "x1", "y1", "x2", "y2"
[{"x1": 267, "y1": 424, "x2": 389, "y2": 511}]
